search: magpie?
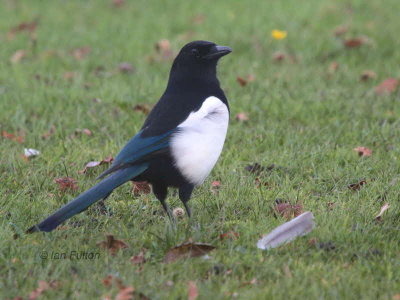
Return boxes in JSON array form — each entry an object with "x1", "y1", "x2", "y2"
[{"x1": 27, "y1": 40, "x2": 232, "y2": 233}]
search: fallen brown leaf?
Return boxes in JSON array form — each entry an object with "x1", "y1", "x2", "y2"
[
  {"x1": 236, "y1": 76, "x2": 248, "y2": 87},
  {"x1": 118, "y1": 62, "x2": 135, "y2": 73},
  {"x1": 29, "y1": 280, "x2": 58, "y2": 300},
  {"x1": 133, "y1": 104, "x2": 151, "y2": 115},
  {"x1": 8, "y1": 20, "x2": 37, "y2": 39},
  {"x1": 131, "y1": 181, "x2": 151, "y2": 196},
  {"x1": 353, "y1": 146, "x2": 372, "y2": 157},
  {"x1": 130, "y1": 248, "x2": 147, "y2": 265},
  {"x1": 188, "y1": 281, "x2": 198, "y2": 300},
  {"x1": 74, "y1": 128, "x2": 92, "y2": 136},
  {"x1": 163, "y1": 242, "x2": 216, "y2": 263},
  {"x1": 240, "y1": 278, "x2": 257, "y2": 287},
  {"x1": 113, "y1": 0, "x2": 125, "y2": 7},
  {"x1": 245, "y1": 162, "x2": 265, "y2": 175},
  {"x1": 10, "y1": 50, "x2": 27, "y2": 64},
  {"x1": 255, "y1": 177, "x2": 269, "y2": 188},
  {"x1": 375, "y1": 203, "x2": 390, "y2": 221},
  {"x1": 115, "y1": 286, "x2": 135, "y2": 300},
  {"x1": 192, "y1": 14, "x2": 206, "y2": 25},
  {"x1": 155, "y1": 39, "x2": 174, "y2": 60},
  {"x1": 42, "y1": 126, "x2": 56, "y2": 140},
  {"x1": 328, "y1": 61, "x2": 339, "y2": 74},
  {"x1": 63, "y1": 71, "x2": 77, "y2": 80},
  {"x1": 360, "y1": 70, "x2": 376, "y2": 81},
  {"x1": 273, "y1": 51, "x2": 286, "y2": 62},
  {"x1": 102, "y1": 275, "x2": 113, "y2": 287},
  {"x1": 97, "y1": 234, "x2": 128, "y2": 255},
  {"x1": 210, "y1": 180, "x2": 221, "y2": 194},
  {"x1": 78, "y1": 155, "x2": 114, "y2": 174},
  {"x1": 219, "y1": 231, "x2": 239, "y2": 240},
  {"x1": 343, "y1": 37, "x2": 365, "y2": 48},
  {"x1": 393, "y1": 294, "x2": 400, "y2": 300},
  {"x1": 275, "y1": 203, "x2": 304, "y2": 220},
  {"x1": 2, "y1": 130, "x2": 24, "y2": 143},
  {"x1": 71, "y1": 46, "x2": 91, "y2": 60},
  {"x1": 348, "y1": 180, "x2": 367, "y2": 191},
  {"x1": 333, "y1": 25, "x2": 348, "y2": 36},
  {"x1": 375, "y1": 78, "x2": 398, "y2": 95},
  {"x1": 54, "y1": 177, "x2": 78, "y2": 192},
  {"x1": 235, "y1": 112, "x2": 249, "y2": 121}
]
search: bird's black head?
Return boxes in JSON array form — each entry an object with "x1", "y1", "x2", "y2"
[
  {"x1": 177, "y1": 40, "x2": 232, "y2": 62},
  {"x1": 168, "y1": 40, "x2": 232, "y2": 86}
]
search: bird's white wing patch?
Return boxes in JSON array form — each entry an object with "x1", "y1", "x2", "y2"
[{"x1": 170, "y1": 96, "x2": 229, "y2": 185}]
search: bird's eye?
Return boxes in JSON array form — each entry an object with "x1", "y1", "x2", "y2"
[{"x1": 191, "y1": 48, "x2": 200, "y2": 57}]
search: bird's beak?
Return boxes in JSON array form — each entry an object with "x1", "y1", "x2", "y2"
[{"x1": 204, "y1": 45, "x2": 232, "y2": 60}]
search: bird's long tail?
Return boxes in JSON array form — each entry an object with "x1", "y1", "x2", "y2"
[{"x1": 27, "y1": 164, "x2": 148, "y2": 233}]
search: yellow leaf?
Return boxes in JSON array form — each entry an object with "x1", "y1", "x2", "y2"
[{"x1": 271, "y1": 29, "x2": 287, "y2": 40}]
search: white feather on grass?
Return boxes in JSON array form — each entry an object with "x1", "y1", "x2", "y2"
[{"x1": 257, "y1": 211, "x2": 315, "y2": 250}]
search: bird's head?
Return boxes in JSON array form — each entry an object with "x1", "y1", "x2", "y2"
[
  {"x1": 169, "y1": 41, "x2": 232, "y2": 84},
  {"x1": 177, "y1": 40, "x2": 232, "y2": 63}
]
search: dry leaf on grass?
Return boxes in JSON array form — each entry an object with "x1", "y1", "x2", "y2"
[
  {"x1": 163, "y1": 242, "x2": 216, "y2": 263},
  {"x1": 375, "y1": 203, "x2": 390, "y2": 221},
  {"x1": 42, "y1": 126, "x2": 56, "y2": 139},
  {"x1": 133, "y1": 104, "x2": 152, "y2": 115},
  {"x1": 188, "y1": 281, "x2": 199, "y2": 300},
  {"x1": 353, "y1": 146, "x2": 372, "y2": 157},
  {"x1": 219, "y1": 231, "x2": 239, "y2": 240},
  {"x1": 54, "y1": 177, "x2": 78, "y2": 192},
  {"x1": 257, "y1": 211, "x2": 315, "y2": 250},
  {"x1": 235, "y1": 112, "x2": 249, "y2": 121},
  {"x1": 2, "y1": 130, "x2": 24, "y2": 143},
  {"x1": 78, "y1": 156, "x2": 114, "y2": 174},
  {"x1": 113, "y1": 0, "x2": 125, "y2": 7},
  {"x1": 392, "y1": 294, "x2": 400, "y2": 300},
  {"x1": 328, "y1": 61, "x2": 339, "y2": 74},
  {"x1": 245, "y1": 163, "x2": 276, "y2": 175},
  {"x1": 272, "y1": 51, "x2": 286, "y2": 62},
  {"x1": 102, "y1": 275, "x2": 113, "y2": 287},
  {"x1": 155, "y1": 39, "x2": 174, "y2": 60},
  {"x1": 118, "y1": 62, "x2": 135, "y2": 73},
  {"x1": 10, "y1": 50, "x2": 26, "y2": 64},
  {"x1": 375, "y1": 78, "x2": 398, "y2": 95},
  {"x1": 360, "y1": 70, "x2": 376, "y2": 81},
  {"x1": 333, "y1": 25, "x2": 348, "y2": 36},
  {"x1": 115, "y1": 286, "x2": 135, "y2": 300},
  {"x1": 70, "y1": 46, "x2": 91, "y2": 60},
  {"x1": 343, "y1": 37, "x2": 367, "y2": 48},
  {"x1": 131, "y1": 181, "x2": 151, "y2": 196},
  {"x1": 275, "y1": 203, "x2": 304, "y2": 220},
  {"x1": 191, "y1": 14, "x2": 206, "y2": 25},
  {"x1": 74, "y1": 128, "x2": 92, "y2": 136},
  {"x1": 130, "y1": 248, "x2": 147, "y2": 265},
  {"x1": 236, "y1": 74, "x2": 255, "y2": 87},
  {"x1": 29, "y1": 280, "x2": 58, "y2": 300},
  {"x1": 97, "y1": 234, "x2": 128, "y2": 255},
  {"x1": 348, "y1": 180, "x2": 367, "y2": 191},
  {"x1": 210, "y1": 181, "x2": 221, "y2": 194},
  {"x1": 8, "y1": 20, "x2": 38, "y2": 39}
]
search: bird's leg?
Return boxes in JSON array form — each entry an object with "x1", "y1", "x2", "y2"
[
  {"x1": 153, "y1": 184, "x2": 173, "y2": 220},
  {"x1": 179, "y1": 184, "x2": 194, "y2": 218},
  {"x1": 96, "y1": 193, "x2": 113, "y2": 216}
]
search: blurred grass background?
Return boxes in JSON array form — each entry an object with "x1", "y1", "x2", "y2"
[{"x1": 1, "y1": 0, "x2": 399, "y2": 299}]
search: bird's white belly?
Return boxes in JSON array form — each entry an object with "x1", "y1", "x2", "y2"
[{"x1": 170, "y1": 96, "x2": 229, "y2": 185}]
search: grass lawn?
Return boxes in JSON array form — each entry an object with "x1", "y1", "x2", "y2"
[{"x1": 1, "y1": 0, "x2": 400, "y2": 299}]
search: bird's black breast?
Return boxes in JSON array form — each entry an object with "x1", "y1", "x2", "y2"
[{"x1": 141, "y1": 83, "x2": 228, "y2": 138}]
